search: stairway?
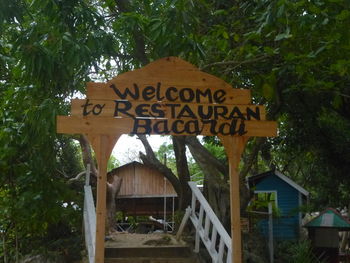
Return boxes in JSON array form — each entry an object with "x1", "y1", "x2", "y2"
[{"x1": 104, "y1": 233, "x2": 199, "y2": 263}]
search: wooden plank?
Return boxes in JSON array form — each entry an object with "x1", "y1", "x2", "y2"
[
  {"x1": 87, "y1": 134, "x2": 120, "y2": 263},
  {"x1": 86, "y1": 83, "x2": 251, "y2": 105},
  {"x1": 86, "y1": 57, "x2": 241, "y2": 101},
  {"x1": 219, "y1": 137, "x2": 250, "y2": 263},
  {"x1": 57, "y1": 116, "x2": 277, "y2": 137},
  {"x1": 71, "y1": 99, "x2": 266, "y2": 120},
  {"x1": 92, "y1": 135, "x2": 109, "y2": 263}
]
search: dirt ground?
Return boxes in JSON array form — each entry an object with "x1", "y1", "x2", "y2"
[{"x1": 105, "y1": 233, "x2": 188, "y2": 248}]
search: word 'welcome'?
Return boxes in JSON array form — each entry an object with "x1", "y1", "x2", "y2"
[{"x1": 109, "y1": 83, "x2": 227, "y2": 103}]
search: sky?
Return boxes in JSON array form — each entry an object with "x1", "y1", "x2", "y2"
[{"x1": 112, "y1": 134, "x2": 169, "y2": 165}]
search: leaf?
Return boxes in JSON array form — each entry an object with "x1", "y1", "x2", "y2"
[
  {"x1": 336, "y1": 10, "x2": 350, "y2": 20},
  {"x1": 262, "y1": 83, "x2": 274, "y2": 100},
  {"x1": 332, "y1": 94, "x2": 343, "y2": 109},
  {"x1": 274, "y1": 28, "x2": 292, "y2": 41}
]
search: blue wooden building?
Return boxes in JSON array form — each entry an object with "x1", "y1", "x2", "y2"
[{"x1": 247, "y1": 170, "x2": 309, "y2": 240}]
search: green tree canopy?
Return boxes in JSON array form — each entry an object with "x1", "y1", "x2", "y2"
[{"x1": 1, "y1": 0, "x2": 350, "y2": 261}]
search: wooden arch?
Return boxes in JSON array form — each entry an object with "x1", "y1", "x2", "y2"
[{"x1": 57, "y1": 57, "x2": 277, "y2": 263}]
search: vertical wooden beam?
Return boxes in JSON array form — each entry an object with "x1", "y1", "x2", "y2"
[
  {"x1": 219, "y1": 136, "x2": 249, "y2": 263},
  {"x1": 87, "y1": 134, "x2": 120, "y2": 263},
  {"x1": 268, "y1": 202, "x2": 274, "y2": 263}
]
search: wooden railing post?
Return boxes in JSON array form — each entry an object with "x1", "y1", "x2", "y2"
[{"x1": 187, "y1": 182, "x2": 232, "y2": 262}]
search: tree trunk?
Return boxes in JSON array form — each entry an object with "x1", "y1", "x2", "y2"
[
  {"x1": 172, "y1": 136, "x2": 191, "y2": 209},
  {"x1": 106, "y1": 174, "x2": 123, "y2": 234},
  {"x1": 184, "y1": 136, "x2": 231, "y2": 229},
  {"x1": 78, "y1": 134, "x2": 98, "y2": 176},
  {"x1": 137, "y1": 135, "x2": 182, "y2": 205}
]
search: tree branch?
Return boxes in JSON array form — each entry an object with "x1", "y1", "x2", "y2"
[
  {"x1": 172, "y1": 136, "x2": 191, "y2": 208},
  {"x1": 200, "y1": 55, "x2": 269, "y2": 71},
  {"x1": 137, "y1": 135, "x2": 182, "y2": 196},
  {"x1": 78, "y1": 134, "x2": 98, "y2": 176},
  {"x1": 185, "y1": 136, "x2": 228, "y2": 176},
  {"x1": 114, "y1": 0, "x2": 149, "y2": 66}
]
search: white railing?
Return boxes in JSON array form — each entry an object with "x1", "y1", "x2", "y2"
[
  {"x1": 178, "y1": 182, "x2": 232, "y2": 263},
  {"x1": 83, "y1": 165, "x2": 96, "y2": 263}
]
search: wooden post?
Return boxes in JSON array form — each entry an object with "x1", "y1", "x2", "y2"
[
  {"x1": 87, "y1": 134, "x2": 120, "y2": 263},
  {"x1": 220, "y1": 136, "x2": 249, "y2": 263},
  {"x1": 268, "y1": 202, "x2": 274, "y2": 263}
]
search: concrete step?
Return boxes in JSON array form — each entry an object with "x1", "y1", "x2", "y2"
[
  {"x1": 105, "y1": 246, "x2": 192, "y2": 258},
  {"x1": 103, "y1": 233, "x2": 199, "y2": 263}
]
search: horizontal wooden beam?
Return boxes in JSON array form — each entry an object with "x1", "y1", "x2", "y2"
[
  {"x1": 57, "y1": 116, "x2": 277, "y2": 137},
  {"x1": 70, "y1": 99, "x2": 266, "y2": 121}
]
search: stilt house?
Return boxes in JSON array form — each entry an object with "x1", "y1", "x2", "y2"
[{"x1": 111, "y1": 161, "x2": 178, "y2": 217}]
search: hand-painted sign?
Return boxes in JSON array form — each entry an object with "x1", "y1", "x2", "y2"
[{"x1": 57, "y1": 57, "x2": 277, "y2": 137}]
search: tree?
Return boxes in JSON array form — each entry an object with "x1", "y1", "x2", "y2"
[{"x1": 1, "y1": 0, "x2": 350, "y2": 261}]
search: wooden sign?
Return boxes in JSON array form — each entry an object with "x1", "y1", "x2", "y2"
[
  {"x1": 56, "y1": 57, "x2": 277, "y2": 263},
  {"x1": 58, "y1": 57, "x2": 276, "y2": 137}
]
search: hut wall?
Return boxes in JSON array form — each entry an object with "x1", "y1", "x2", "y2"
[
  {"x1": 115, "y1": 162, "x2": 177, "y2": 198},
  {"x1": 255, "y1": 174, "x2": 300, "y2": 240}
]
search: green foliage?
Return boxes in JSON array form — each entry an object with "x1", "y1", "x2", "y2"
[
  {"x1": 108, "y1": 155, "x2": 120, "y2": 171},
  {"x1": 1, "y1": 0, "x2": 350, "y2": 260},
  {"x1": 155, "y1": 140, "x2": 202, "y2": 182},
  {"x1": 275, "y1": 240, "x2": 325, "y2": 263}
]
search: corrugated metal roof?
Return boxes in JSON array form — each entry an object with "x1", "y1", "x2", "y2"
[{"x1": 304, "y1": 208, "x2": 350, "y2": 229}]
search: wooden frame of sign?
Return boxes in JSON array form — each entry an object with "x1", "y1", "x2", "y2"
[{"x1": 57, "y1": 57, "x2": 277, "y2": 263}]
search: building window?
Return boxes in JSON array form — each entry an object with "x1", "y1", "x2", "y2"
[{"x1": 249, "y1": 191, "x2": 278, "y2": 214}]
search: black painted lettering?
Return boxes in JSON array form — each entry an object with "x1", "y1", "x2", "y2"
[
  {"x1": 184, "y1": 120, "x2": 203, "y2": 134},
  {"x1": 132, "y1": 119, "x2": 152, "y2": 134},
  {"x1": 114, "y1": 100, "x2": 134, "y2": 118},
  {"x1": 202, "y1": 119, "x2": 218, "y2": 135},
  {"x1": 142, "y1": 86, "x2": 156, "y2": 101},
  {"x1": 156, "y1": 82, "x2": 165, "y2": 101},
  {"x1": 154, "y1": 120, "x2": 170, "y2": 134},
  {"x1": 81, "y1": 99, "x2": 93, "y2": 116},
  {"x1": 214, "y1": 106, "x2": 229, "y2": 119},
  {"x1": 165, "y1": 104, "x2": 181, "y2": 118},
  {"x1": 213, "y1": 90, "x2": 226, "y2": 103},
  {"x1": 110, "y1": 83, "x2": 139, "y2": 100},
  {"x1": 150, "y1": 104, "x2": 165, "y2": 118},
  {"x1": 177, "y1": 105, "x2": 197, "y2": 119},
  {"x1": 196, "y1": 89, "x2": 212, "y2": 103},
  {"x1": 172, "y1": 120, "x2": 185, "y2": 134},
  {"x1": 238, "y1": 120, "x2": 247, "y2": 135},
  {"x1": 229, "y1": 119, "x2": 247, "y2": 135},
  {"x1": 197, "y1": 105, "x2": 213, "y2": 119},
  {"x1": 179, "y1": 88, "x2": 194, "y2": 102},
  {"x1": 228, "y1": 106, "x2": 245, "y2": 120},
  {"x1": 246, "y1": 107, "x2": 261, "y2": 120},
  {"x1": 92, "y1": 103, "x2": 105, "y2": 115},
  {"x1": 230, "y1": 119, "x2": 238, "y2": 135},
  {"x1": 135, "y1": 104, "x2": 150, "y2": 117},
  {"x1": 165, "y1": 87, "x2": 178, "y2": 101},
  {"x1": 218, "y1": 122, "x2": 231, "y2": 135}
]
